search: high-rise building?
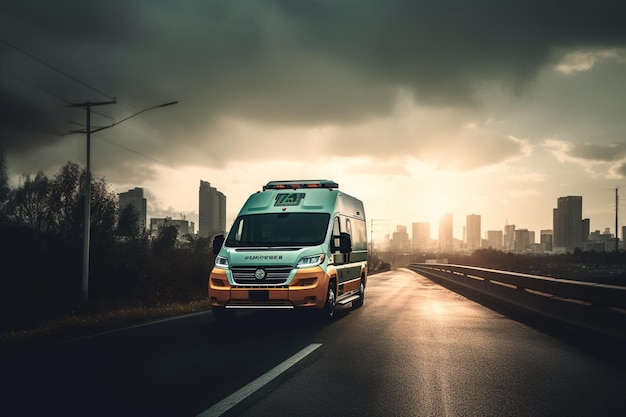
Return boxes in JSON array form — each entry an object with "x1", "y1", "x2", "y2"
[
  {"x1": 383, "y1": 234, "x2": 390, "y2": 251},
  {"x1": 439, "y1": 213, "x2": 453, "y2": 252},
  {"x1": 514, "y1": 229, "x2": 530, "y2": 252},
  {"x1": 485, "y1": 230, "x2": 503, "y2": 250},
  {"x1": 553, "y1": 196, "x2": 587, "y2": 251},
  {"x1": 466, "y1": 214, "x2": 481, "y2": 251},
  {"x1": 412, "y1": 222, "x2": 430, "y2": 252},
  {"x1": 390, "y1": 225, "x2": 410, "y2": 253},
  {"x1": 118, "y1": 187, "x2": 147, "y2": 233},
  {"x1": 199, "y1": 180, "x2": 226, "y2": 238},
  {"x1": 504, "y1": 224, "x2": 516, "y2": 252},
  {"x1": 540, "y1": 230, "x2": 553, "y2": 252}
]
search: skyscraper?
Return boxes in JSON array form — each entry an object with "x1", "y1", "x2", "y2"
[
  {"x1": 504, "y1": 224, "x2": 516, "y2": 252},
  {"x1": 118, "y1": 187, "x2": 147, "y2": 233},
  {"x1": 553, "y1": 196, "x2": 587, "y2": 251},
  {"x1": 514, "y1": 228, "x2": 530, "y2": 252},
  {"x1": 439, "y1": 213, "x2": 453, "y2": 252},
  {"x1": 466, "y1": 214, "x2": 481, "y2": 251},
  {"x1": 412, "y1": 222, "x2": 430, "y2": 252},
  {"x1": 540, "y1": 229, "x2": 553, "y2": 252},
  {"x1": 486, "y1": 230, "x2": 503, "y2": 250},
  {"x1": 199, "y1": 180, "x2": 226, "y2": 238},
  {"x1": 390, "y1": 225, "x2": 410, "y2": 253}
]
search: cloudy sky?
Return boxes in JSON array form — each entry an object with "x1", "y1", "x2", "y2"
[{"x1": 2, "y1": 0, "x2": 626, "y2": 242}]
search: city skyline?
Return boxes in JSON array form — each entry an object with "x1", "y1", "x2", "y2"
[
  {"x1": 383, "y1": 194, "x2": 618, "y2": 253},
  {"x1": 2, "y1": 2, "x2": 626, "y2": 242},
  {"x1": 115, "y1": 182, "x2": 617, "y2": 246},
  {"x1": 387, "y1": 193, "x2": 615, "y2": 243},
  {"x1": 112, "y1": 179, "x2": 624, "y2": 255}
]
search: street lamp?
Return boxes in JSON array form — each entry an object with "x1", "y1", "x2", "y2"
[{"x1": 68, "y1": 100, "x2": 178, "y2": 301}]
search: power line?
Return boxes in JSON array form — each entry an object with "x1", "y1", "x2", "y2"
[
  {"x1": 0, "y1": 39, "x2": 182, "y2": 149},
  {"x1": 1, "y1": 38, "x2": 116, "y2": 101},
  {"x1": 1, "y1": 39, "x2": 237, "y2": 201},
  {"x1": 1, "y1": 39, "x2": 119, "y2": 131},
  {"x1": 93, "y1": 132, "x2": 240, "y2": 196},
  {"x1": 0, "y1": 68, "x2": 69, "y2": 103},
  {"x1": 2, "y1": 120, "x2": 65, "y2": 136},
  {"x1": 94, "y1": 134, "x2": 201, "y2": 180}
]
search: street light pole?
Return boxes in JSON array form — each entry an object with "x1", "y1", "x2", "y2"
[
  {"x1": 67, "y1": 100, "x2": 116, "y2": 301},
  {"x1": 369, "y1": 218, "x2": 391, "y2": 271},
  {"x1": 67, "y1": 99, "x2": 177, "y2": 301},
  {"x1": 89, "y1": 101, "x2": 178, "y2": 134}
]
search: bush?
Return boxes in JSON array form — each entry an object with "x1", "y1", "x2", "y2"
[{"x1": 0, "y1": 159, "x2": 216, "y2": 332}]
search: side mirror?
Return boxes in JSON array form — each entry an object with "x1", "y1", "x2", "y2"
[
  {"x1": 339, "y1": 232, "x2": 352, "y2": 254},
  {"x1": 212, "y1": 234, "x2": 225, "y2": 255}
]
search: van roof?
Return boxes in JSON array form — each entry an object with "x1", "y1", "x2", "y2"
[{"x1": 237, "y1": 180, "x2": 365, "y2": 220}]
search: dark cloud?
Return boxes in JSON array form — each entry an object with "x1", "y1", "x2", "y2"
[
  {"x1": 2, "y1": 0, "x2": 626, "y2": 174},
  {"x1": 2, "y1": 1, "x2": 143, "y2": 43},
  {"x1": 569, "y1": 143, "x2": 626, "y2": 162}
]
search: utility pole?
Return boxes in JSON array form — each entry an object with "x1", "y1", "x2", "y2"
[
  {"x1": 616, "y1": 188, "x2": 619, "y2": 253},
  {"x1": 67, "y1": 100, "x2": 116, "y2": 301},
  {"x1": 67, "y1": 99, "x2": 177, "y2": 301},
  {"x1": 369, "y1": 219, "x2": 390, "y2": 270}
]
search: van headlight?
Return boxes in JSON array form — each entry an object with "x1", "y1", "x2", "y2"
[
  {"x1": 297, "y1": 254, "x2": 325, "y2": 268},
  {"x1": 215, "y1": 255, "x2": 229, "y2": 269}
]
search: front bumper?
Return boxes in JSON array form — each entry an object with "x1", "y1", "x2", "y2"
[{"x1": 208, "y1": 266, "x2": 328, "y2": 310}]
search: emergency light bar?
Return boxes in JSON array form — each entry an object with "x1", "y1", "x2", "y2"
[{"x1": 263, "y1": 180, "x2": 339, "y2": 190}]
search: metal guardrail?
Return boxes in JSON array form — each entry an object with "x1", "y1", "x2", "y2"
[{"x1": 408, "y1": 263, "x2": 626, "y2": 338}]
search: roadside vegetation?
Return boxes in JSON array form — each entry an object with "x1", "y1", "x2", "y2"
[{"x1": 0, "y1": 151, "x2": 215, "y2": 347}]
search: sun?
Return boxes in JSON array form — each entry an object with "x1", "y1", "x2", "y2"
[{"x1": 419, "y1": 192, "x2": 455, "y2": 224}]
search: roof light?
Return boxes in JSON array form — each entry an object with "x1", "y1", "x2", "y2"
[{"x1": 263, "y1": 180, "x2": 338, "y2": 191}]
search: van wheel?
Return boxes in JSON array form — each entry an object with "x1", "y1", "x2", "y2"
[
  {"x1": 212, "y1": 307, "x2": 235, "y2": 322},
  {"x1": 352, "y1": 277, "x2": 365, "y2": 309},
  {"x1": 319, "y1": 281, "x2": 336, "y2": 322}
]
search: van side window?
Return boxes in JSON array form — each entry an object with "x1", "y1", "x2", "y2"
[
  {"x1": 333, "y1": 216, "x2": 341, "y2": 236},
  {"x1": 332, "y1": 217, "x2": 341, "y2": 252}
]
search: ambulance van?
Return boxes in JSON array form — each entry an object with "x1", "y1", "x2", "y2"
[{"x1": 208, "y1": 180, "x2": 367, "y2": 321}]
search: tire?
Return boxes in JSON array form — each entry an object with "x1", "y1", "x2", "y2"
[
  {"x1": 319, "y1": 281, "x2": 336, "y2": 322},
  {"x1": 352, "y1": 276, "x2": 365, "y2": 309}
]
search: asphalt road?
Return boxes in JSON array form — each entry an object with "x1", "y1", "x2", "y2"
[{"x1": 2, "y1": 268, "x2": 625, "y2": 416}]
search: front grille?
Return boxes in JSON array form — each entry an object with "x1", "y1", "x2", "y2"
[{"x1": 231, "y1": 266, "x2": 293, "y2": 285}]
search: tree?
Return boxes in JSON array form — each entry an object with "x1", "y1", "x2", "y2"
[
  {"x1": 7, "y1": 172, "x2": 51, "y2": 232},
  {"x1": 38, "y1": 162, "x2": 119, "y2": 241},
  {"x1": 117, "y1": 203, "x2": 140, "y2": 239},
  {"x1": 48, "y1": 162, "x2": 83, "y2": 237},
  {"x1": 88, "y1": 175, "x2": 118, "y2": 242},
  {"x1": 0, "y1": 149, "x2": 9, "y2": 218},
  {"x1": 153, "y1": 223, "x2": 179, "y2": 253}
]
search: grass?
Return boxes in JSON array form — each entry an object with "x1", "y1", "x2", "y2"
[{"x1": 0, "y1": 299, "x2": 211, "y2": 350}]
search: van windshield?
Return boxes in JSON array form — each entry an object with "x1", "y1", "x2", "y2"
[{"x1": 226, "y1": 213, "x2": 330, "y2": 247}]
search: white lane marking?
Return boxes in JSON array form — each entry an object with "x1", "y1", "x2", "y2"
[{"x1": 197, "y1": 343, "x2": 323, "y2": 417}]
